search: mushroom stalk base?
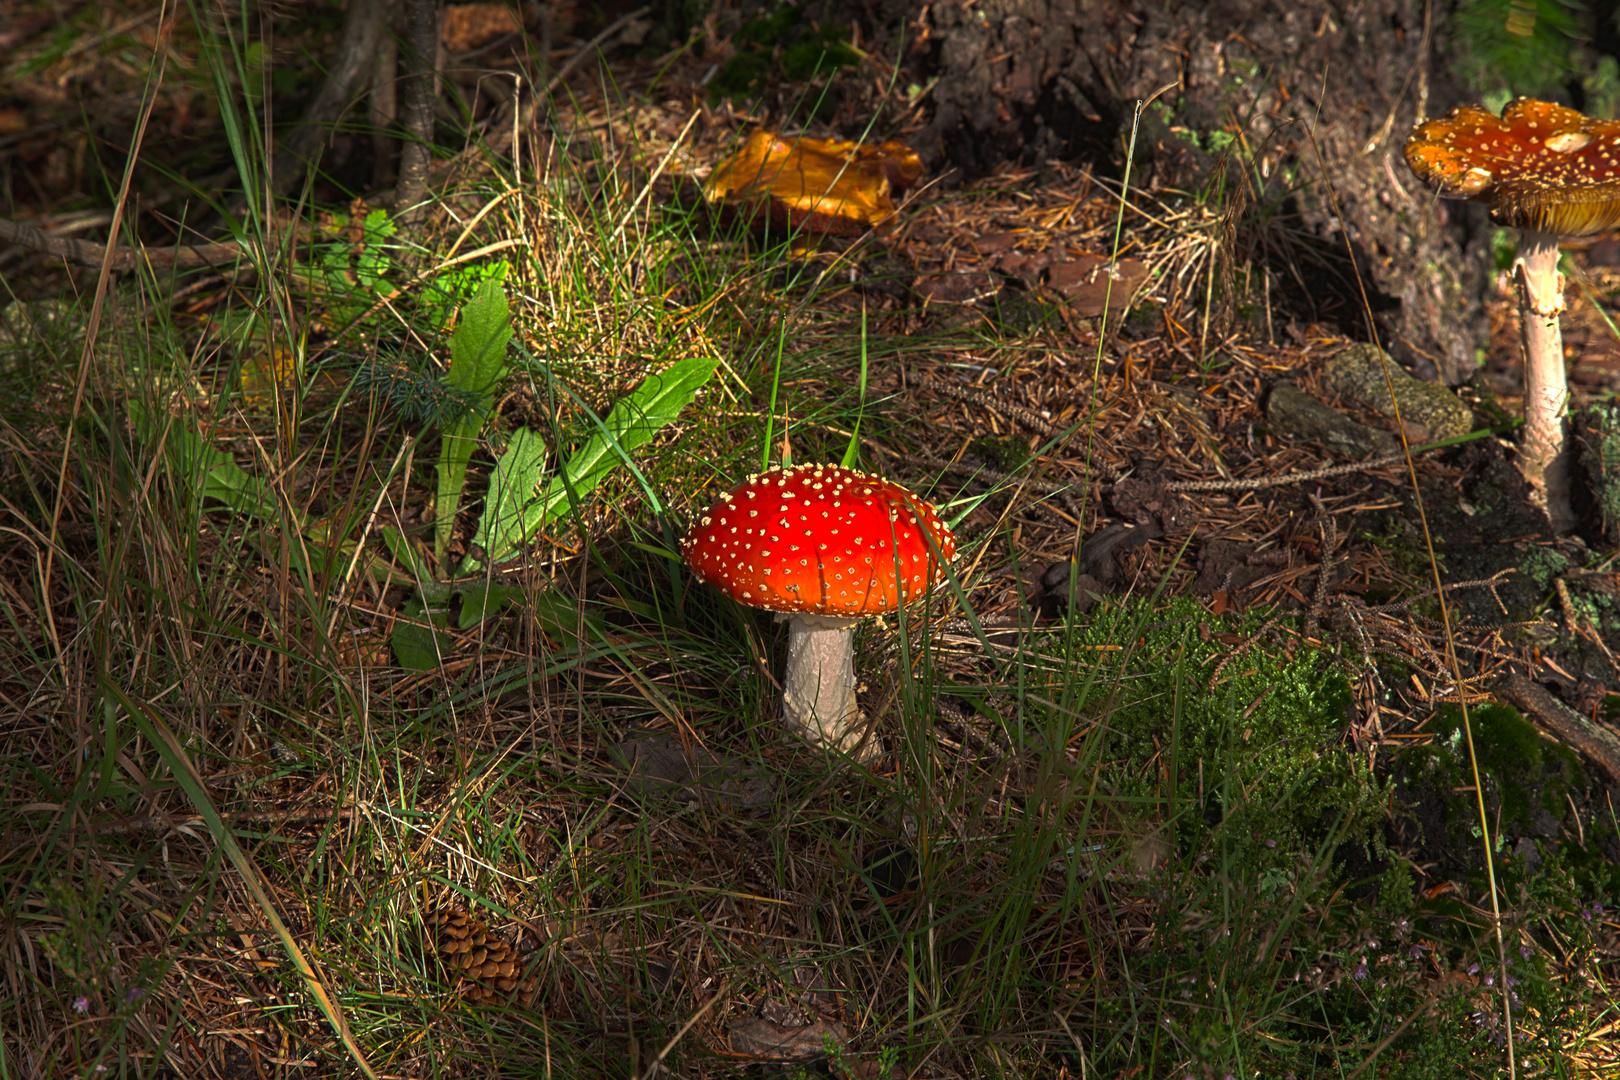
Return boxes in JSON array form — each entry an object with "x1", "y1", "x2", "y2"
[
  {"x1": 1515, "y1": 230, "x2": 1575, "y2": 533},
  {"x1": 780, "y1": 613, "x2": 862, "y2": 754}
]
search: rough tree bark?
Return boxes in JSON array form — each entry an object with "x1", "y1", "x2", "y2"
[
  {"x1": 269, "y1": 0, "x2": 392, "y2": 198},
  {"x1": 904, "y1": 0, "x2": 1491, "y2": 386},
  {"x1": 395, "y1": 0, "x2": 442, "y2": 223}
]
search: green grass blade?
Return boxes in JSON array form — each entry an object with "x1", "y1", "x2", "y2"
[{"x1": 98, "y1": 677, "x2": 379, "y2": 1079}]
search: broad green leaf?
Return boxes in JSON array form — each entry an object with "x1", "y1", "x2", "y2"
[
  {"x1": 146, "y1": 409, "x2": 290, "y2": 523},
  {"x1": 390, "y1": 596, "x2": 450, "y2": 669},
  {"x1": 446, "y1": 270, "x2": 514, "y2": 397},
  {"x1": 390, "y1": 622, "x2": 443, "y2": 670},
  {"x1": 355, "y1": 210, "x2": 397, "y2": 293},
  {"x1": 419, "y1": 260, "x2": 510, "y2": 335},
  {"x1": 467, "y1": 428, "x2": 548, "y2": 563},
  {"x1": 434, "y1": 270, "x2": 512, "y2": 569},
  {"x1": 456, "y1": 582, "x2": 527, "y2": 630},
  {"x1": 458, "y1": 352, "x2": 716, "y2": 573},
  {"x1": 381, "y1": 525, "x2": 438, "y2": 591},
  {"x1": 532, "y1": 589, "x2": 590, "y2": 640},
  {"x1": 197, "y1": 450, "x2": 282, "y2": 520}
]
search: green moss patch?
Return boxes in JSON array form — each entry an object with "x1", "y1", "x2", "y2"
[
  {"x1": 1387, "y1": 704, "x2": 1610, "y2": 893},
  {"x1": 1059, "y1": 597, "x2": 1384, "y2": 884}
]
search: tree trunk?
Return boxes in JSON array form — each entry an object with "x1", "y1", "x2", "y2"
[
  {"x1": 908, "y1": 0, "x2": 1490, "y2": 386},
  {"x1": 395, "y1": 0, "x2": 441, "y2": 223},
  {"x1": 270, "y1": 0, "x2": 391, "y2": 198}
]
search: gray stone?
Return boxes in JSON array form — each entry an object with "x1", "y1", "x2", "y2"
[
  {"x1": 1266, "y1": 382, "x2": 1399, "y2": 458},
  {"x1": 1322, "y1": 344, "x2": 1475, "y2": 445}
]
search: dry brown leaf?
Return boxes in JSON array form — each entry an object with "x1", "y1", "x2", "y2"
[
  {"x1": 1045, "y1": 255, "x2": 1150, "y2": 317},
  {"x1": 442, "y1": 3, "x2": 524, "y2": 52},
  {"x1": 727, "y1": 1016, "x2": 848, "y2": 1059},
  {"x1": 705, "y1": 130, "x2": 923, "y2": 237}
]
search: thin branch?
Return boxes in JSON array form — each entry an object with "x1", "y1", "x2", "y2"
[{"x1": 0, "y1": 214, "x2": 256, "y2": 271}]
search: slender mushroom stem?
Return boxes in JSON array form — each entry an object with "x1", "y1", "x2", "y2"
[
  {"x1": 1514, "y1": 230, "x2": 1576, "y2": 532},
  {"x1": 779, "y1": 612, "x2": 861, "y2": 752}
]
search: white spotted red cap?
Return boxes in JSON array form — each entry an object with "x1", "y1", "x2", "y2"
[
  {"x1": 1405, "y1": 98, "x2": 1620, "y2": 235},
  {"x1": 680, "y1": 463, "x2": 957, "y2": 616}
]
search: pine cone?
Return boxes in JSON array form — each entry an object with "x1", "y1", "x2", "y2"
[{"x1": 423, "y1": 904, "x2": 539, "y2": 1008}]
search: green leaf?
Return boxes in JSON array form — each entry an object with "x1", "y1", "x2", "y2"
[
  {"x1": 390, "y1": 596, "x2": 450, "y2": 670},
  {"x1": 467, "y1": 428, "x2": 548, "y2": 564},
  {"x1": 390, "y1": 622, "x2": 442, "y2": 670},
  {"x1": 446, "y1": 271, "x2": 513, "y2": 398},
  {"x1": 458, "y1": 352, "x2": 716, "y2": 573},
  {"x1": 455, "y1": 582, "x2": 526, "y2": 629},
  {"x1": 140, "y1": 404, "x2": 290, "y2": 523},
  {"x1": 434, "y1": 271, "x2": 512, "y2": 569},
  {"x1": 197, "y1": 448, "x2": 282, "y2": 520},
  {"x1": 355, "y1": 210, "x2": 397, "y2": 293},
  {"x1": 381, "y1": 524, "x2": 421, "y2": 574}
]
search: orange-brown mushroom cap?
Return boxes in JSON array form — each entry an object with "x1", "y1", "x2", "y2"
[
  {"x1": 1404, "y1": 98, "x2": 1620, "y2": 236},
  {"x1": 681, "y1": 464, "x2": 956, "y2": 617}
]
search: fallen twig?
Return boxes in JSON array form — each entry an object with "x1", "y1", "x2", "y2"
[{"x1": 0, "y1": 215, "x2": 261, "y2": 271}]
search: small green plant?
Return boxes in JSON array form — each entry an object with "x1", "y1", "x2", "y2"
[
  {"x1": 431, "y1": 272, "x2": 514, "y2": 570},
  {"x1": 295, "y1": 209, "x2": 399, "y2": 334},
  {"x1": 383, "y1": 270, "x2": 720, "y2": 668}
]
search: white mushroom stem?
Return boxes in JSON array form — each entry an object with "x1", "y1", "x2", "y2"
[
  {"x1": 779, "y1": 611, "x2": 862, "y2": 753},
  {"x1": 1515, "y1": 229, "x2": 1576, "y2": 533}
]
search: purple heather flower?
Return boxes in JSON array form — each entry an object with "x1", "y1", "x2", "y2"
[
  {"x1": 1353, "y1": 959, "x2": 1369, "y2": 980},
  {"x1": 1519, "y1": 944, "x2": 1534, "y2": 960},
  {"x1": 1468, "y1": 963, "x2": 1480, "y2": 976},
  {"x1": 124, "y1": 988, "x2": 145, "y2": 1004},
  {"x1": 72, "y1": 997, "x2": 89, "y2": 1015}
]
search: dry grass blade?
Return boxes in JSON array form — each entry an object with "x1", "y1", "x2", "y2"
[
  {"x1": 1302, "y1": 103, "x2": 1519, "y2": 1078},
  {"x1": 100, "y1": 679, "x2": 379, "y2": 1079}
]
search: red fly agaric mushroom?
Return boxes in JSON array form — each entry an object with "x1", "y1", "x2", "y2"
[
  {"x1": 1405, "y1": 97, "x2": 1620, "y2": 531},
  {"x1": 681, "y1": 464, "x2": 957, "y2": 754}
]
